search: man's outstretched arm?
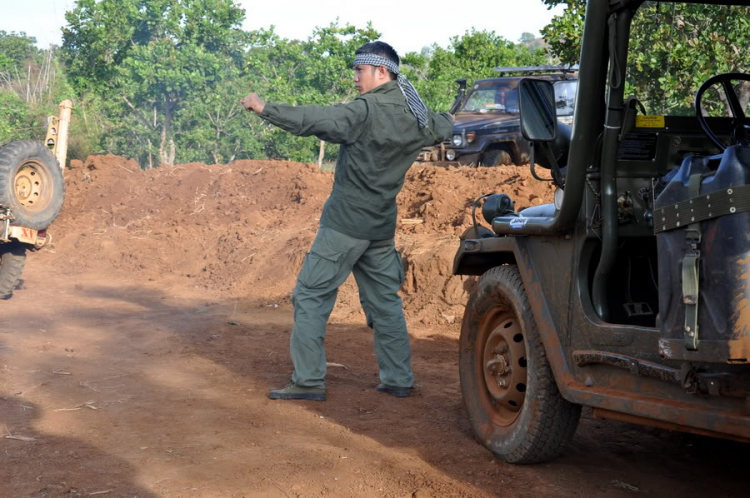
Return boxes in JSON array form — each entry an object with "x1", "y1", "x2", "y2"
[
  {"x1": 242, "y1": 92, "x2": 368, "y2": 145},
  {"x1": 428, "y1": 111, "x2": 454, "y2": 145}
]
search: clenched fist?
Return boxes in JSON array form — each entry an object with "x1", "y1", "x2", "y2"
[{"x1": 241, "y1": 93, "x2": 265, "y2": 114}]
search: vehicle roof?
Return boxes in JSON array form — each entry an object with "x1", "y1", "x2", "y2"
[
  {"x1": 472, "y1": 74, "x2": 577, "y2": 86},
  {"x1": 612, "y1": 0, "x2": 750, "y2": 11},
  {"x1": 493, "y1": 65, "x2": 579, "y2": 75}
]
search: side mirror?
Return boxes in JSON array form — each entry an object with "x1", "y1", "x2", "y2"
[{"x1": 519, "y1": 79, "x2": 557, "y2": 142}]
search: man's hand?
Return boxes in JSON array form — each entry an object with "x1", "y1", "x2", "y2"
[{"x1": 241, "y1": 93, "x2": 265, "y2": 114}]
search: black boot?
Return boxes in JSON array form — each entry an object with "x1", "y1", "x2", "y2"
[{"x1": 376, "y1": 383, "x2": 412, "y2": 398}]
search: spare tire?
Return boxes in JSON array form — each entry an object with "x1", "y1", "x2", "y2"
[{"x1": 0, "y1": 140, "x2": 65, "y2": 230}]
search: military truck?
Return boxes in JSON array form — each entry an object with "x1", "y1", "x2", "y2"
[
  {"x1": 453, "y1": 0, "x2": 750, "y2": 464},
  {"x1": 416, "y1": 66, "x2": 577, "y2": 166},
  {"x1": 0, "y1": 101, "x2": 70, "y2": 298}
]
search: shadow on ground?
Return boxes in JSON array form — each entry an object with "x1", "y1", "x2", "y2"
[{"x1": 0, "y1": 278, "x2": 746, "y2": 497}]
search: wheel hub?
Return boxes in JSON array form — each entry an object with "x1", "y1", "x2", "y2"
[
  {"x1": 480, "y1": 312, "x2": 528, "y2": 425},
  {"x1": 14, "y1": 162, "x2": 47, "y2": 211}
]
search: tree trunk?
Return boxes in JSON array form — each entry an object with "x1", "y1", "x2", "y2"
[
  {"x1": 146, "y1": 139, "x2": 153, "y2": 170},
  {"x1": 318, "y1": 140, "x2": 325, "y2": 168},
  {"x1": 159, "y1": 103, "x2": 175, "y2": 166},
  {"x1": 737, "y1": 81, "x2": 750, "y2": 113}
]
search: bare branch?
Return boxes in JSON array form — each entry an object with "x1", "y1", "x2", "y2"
[{"x1": 120, "y1": 95, "x2": 155, "y2": 130}]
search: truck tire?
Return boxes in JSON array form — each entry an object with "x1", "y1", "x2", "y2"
[
  {"x1": 480, "y1": 148, "x2": 512, "y2": 167},
  {"x1": 459, "y1": 265, "x2": 581, "y2": 464},
  {"x1": 0, "y1": 241, "x2": 26, "y2": 299},
  {"x1": 0, "y1": 140, "x2": 65, "y2": 230}
]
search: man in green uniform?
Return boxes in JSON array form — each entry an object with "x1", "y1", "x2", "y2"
[{"x1": 241, "y1": 41, "x2": 453, "y2": 401}]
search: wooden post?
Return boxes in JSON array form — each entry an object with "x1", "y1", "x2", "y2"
[{"x1": 56, "y1": 100, "x2": 73, "y2": 173}]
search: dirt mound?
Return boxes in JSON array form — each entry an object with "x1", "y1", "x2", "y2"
[
  {"x1": 43, "y1": 156, "x2": 554, "y2": 324},
  {"x1": 399, "y1": 164, "x2": 555, "y2": 236}
]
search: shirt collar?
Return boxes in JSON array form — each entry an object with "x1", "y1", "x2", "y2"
[{"x1": 366, "y1": 80, "x2": 400, "y2": 95}]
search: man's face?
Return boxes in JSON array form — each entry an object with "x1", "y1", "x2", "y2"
[{"x1": 354, "y1": 64, "x2": 381, "y2": 95}]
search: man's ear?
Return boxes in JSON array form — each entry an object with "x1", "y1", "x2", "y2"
[{"x1": 377, "y1": 65, "x2": 390, "y2": 81}]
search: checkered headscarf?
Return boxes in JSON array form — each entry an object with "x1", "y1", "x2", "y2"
[{"x1": 353, "y1": 53, "x2": 429, "y2": 129}]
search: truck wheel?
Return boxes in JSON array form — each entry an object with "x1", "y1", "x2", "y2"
[
  {"x1": 459, "y1": 265, "x2": 581, "y2": 464},
  {"x1": 0, "y1": 241, "x2": 26, "y2": 299},
  {"x1": 0, "y1": 140, "x2": 65, "y2": 230},
  {"x1": 480, "y1": 148, "x2": 512, "y2": 167}
]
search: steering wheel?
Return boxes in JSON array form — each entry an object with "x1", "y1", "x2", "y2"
[{"x1": 695, "y1": 72, "x2": 750, "y2": 152}]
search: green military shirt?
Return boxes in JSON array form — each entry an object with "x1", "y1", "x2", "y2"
[{"x1": 259, "y1": 80, "x2": 453, "y2": 240}]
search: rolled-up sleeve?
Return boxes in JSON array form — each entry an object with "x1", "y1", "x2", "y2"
[{"x1": 259, "y1": 100, "x2": 369, "y2": 145}]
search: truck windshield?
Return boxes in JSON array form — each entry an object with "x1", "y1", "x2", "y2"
[
  {"x1": 461, "y1": 82, "x2": 520, "y2": 114},
  {"x1": 625, "y1": 1, "x2": 750, "y2": 117}
]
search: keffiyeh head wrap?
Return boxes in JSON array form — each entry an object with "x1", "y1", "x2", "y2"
[{"x1": 353, "y1": 53, "x2": 429, "y2": 129}]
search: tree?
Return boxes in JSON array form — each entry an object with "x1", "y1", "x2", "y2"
[
  {"x1": 402, "y1": 30, "x2": 547, "y2": 111},
  {"x1": 175, "y1": 69, "x2": 266, "y2": 164},
  {"x1": 541, "y1": 1, "x2": 750, "y2": 115},
  {"x1": 0, "y1": 90, "x2": 30, "y2": 144},
  {"x1": 0, "y1": 32, "x2": 75, "y2": 149},
  {"x1": 241, "y1": 22, "x2": 380, "y2": 163},
  {"x1": 540, "y1": 0, "x2": 585, "y2": 66},
  {"x1": 0, "y1": 31, "x2": 39, "y2": 73},
  {"x1": 62, "y1": 0, "x2": 247, "y2": 166}
]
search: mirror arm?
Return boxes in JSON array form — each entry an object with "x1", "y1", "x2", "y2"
[
  {"x1": 546, "y1": 144, "x2": 565, "y2": 187},
  {"x1": 528, "y1": 143, "x2": 547, "y2": 182},
  {"x1": 528, "y1": 142, "x2": 564, "y2": 186}
]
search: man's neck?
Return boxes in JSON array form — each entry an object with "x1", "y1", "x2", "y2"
[{"x1": 365, "y1": 80, "x2": 396, "y2": 94}]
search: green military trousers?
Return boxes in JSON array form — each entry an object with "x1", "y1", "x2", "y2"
[{"x1": 290, "y1": 226, "x2": 414, "y2": 390}]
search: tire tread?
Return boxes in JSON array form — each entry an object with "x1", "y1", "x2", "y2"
[
  {"x1": 0, "y1": 140, "x2": 65, "y2": 230},
  {"x1": 462, "y1": 264, "x2": 581, "y2": 464},
  {"x1": 0, "y1": 242, "x2": 26, "y2": 298}
]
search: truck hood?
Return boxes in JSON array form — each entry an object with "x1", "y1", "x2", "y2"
[{"x1": 453, "y1": 112, "x2": 520, "y2": 132}]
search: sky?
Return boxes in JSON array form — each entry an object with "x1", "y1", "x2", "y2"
[{"x1": 0, "y1": 0, "x2": 564, "y2": 54}]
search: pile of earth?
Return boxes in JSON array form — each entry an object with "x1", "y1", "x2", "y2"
[{"x1": 39, "y1": 156, "x2": 555, "y2": 325}]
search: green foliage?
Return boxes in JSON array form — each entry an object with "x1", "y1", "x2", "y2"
[
  {"x1": 542, "y1": 1, "x2": 750, "y2": 115},
  {"x1": 241, "y1": 22, "x2": 380, "y2": 162},
  {"x1": 0, "y1": 43, "x2": 77, "y2": 153},
  {"x1": 402, "y1": 30, "x2": 548, "y2": 111},
  {"x1": 0, "y1": 31, "x2": 39, "y2": 72},
  {"x1": 176, "y1": 71, "x2": 268, "y2": 164},
  {"x1": 62, "y1": 0, "x2": 247, "y2": 166},
  {"x1": 626, "y1": 2, "x2": 750, "y2": 115},
  {"x1": 0, "y1": 90, "x2": 31, "y2": 144},
  {"x1": 65, "y1": 92, "x2": 112, "y2": 160},
  {"x1": 540, "y1": 0, "x2": 585, "y2": 65},
  {"x1": 2, "y1": 3, "x2": 572, "y2": 167}
]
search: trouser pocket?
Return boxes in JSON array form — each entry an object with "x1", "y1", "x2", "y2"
[
  {"x1": 394, "y1": 250, "x2": 405, "y2": 287},
  {"x1": 297, "y1": 250, "x2": 343, "y2": 290}
]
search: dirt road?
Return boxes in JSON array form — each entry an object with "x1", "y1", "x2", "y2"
[{"x1": 0, "y1": 157, "x2": 746, "y2": 497}]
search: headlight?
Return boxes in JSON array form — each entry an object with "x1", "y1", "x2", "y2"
[
  {"x1": 446, "y1": 149, "x2": 456, "y2": 160},
  {"x1": 466, "y1": 131, "x2": 476, "y2": 143},
  {"x1": 452, "y1": 134, "x2": 463, "y2": 147}
]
